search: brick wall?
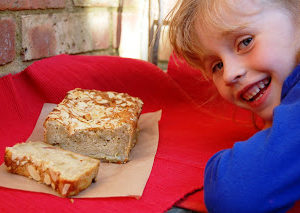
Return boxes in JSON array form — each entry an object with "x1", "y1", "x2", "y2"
[
  {"x1": 0, "y1": 0, "x2": 175, "y2": 77},
  {"x1": 0, "y1": 0, "x2": 120, "y2": 77}
]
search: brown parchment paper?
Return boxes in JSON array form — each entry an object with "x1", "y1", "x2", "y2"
[{"x1": 0, "y1": 103, "x2": 161, "y2": 198}]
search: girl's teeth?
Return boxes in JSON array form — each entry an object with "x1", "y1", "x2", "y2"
[
  {"x1": 242, "y1": 77, "x2": 270, "y2": 101},
  {"x1": 248, "y1": 85, "x2": 260, "y2": 98},
  {"x1": 258, "y1": 82, "x2": 265, "y2": 89},
  {"x1": 256, "y1": 94, "x2": 263, "y2": 101}
]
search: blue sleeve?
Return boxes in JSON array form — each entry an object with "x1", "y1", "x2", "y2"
[{"x1": 204, "y1": 83, "x2": 300, "y2": 212}]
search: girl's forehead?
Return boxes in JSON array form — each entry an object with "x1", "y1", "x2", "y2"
[{"x1": 196, "y1": 0, "x2": 263, "y2": 33}]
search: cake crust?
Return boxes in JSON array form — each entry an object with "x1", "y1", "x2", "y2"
[
  {"x1": 43, "y1": 88, "x2": 143, "y2": 163},
  {"x1": 5, "y1": 141, "x2": 100, "y2": 197}
]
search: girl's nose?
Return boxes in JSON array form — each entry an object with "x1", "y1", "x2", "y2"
[{"x1": 223, "y1": 59, "x2": 246, "y2": 85}]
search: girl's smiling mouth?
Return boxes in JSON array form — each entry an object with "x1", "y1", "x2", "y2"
[{"x1": 239, "y1": 77, "x2": 271, "y2": 105}]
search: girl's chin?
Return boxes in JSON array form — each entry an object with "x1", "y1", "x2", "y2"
[
  {"x1": 237, "y1": 103, "x2": 274, "y2": 129},
  {"x1": 254, "y1": 108, "x2": 274, "y2": 129}
]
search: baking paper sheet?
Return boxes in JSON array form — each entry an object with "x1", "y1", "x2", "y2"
[{"x1": 0, "y1": 103, "x2": 161, "y2": 198}]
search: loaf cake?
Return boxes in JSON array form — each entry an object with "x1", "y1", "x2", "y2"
[
  {"x1": 43, "y1": 88, "x2": 143, "y2": 163},
  {"x1": 4, "y1": 141, "x2": 100, "y2": 197}
]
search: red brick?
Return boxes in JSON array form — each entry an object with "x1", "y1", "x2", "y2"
[
  {"x1": 0, "y1": 18, "x2": 16, "y2": 65},
  {"x1": 0, "y1": 0, "x2": 65, "y2": 11},
  {"x1": 22, "y1": 11, "x2": 111, "y2": 61},
  {"x1": 28, "y1": 25, "x2": 57, "y2": 59},
  {"x1": 73, "y1": 0, "x2": 118, "y2": 7}
]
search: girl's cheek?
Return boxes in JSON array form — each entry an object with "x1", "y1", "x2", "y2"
[{"x1": 247, "y1": 44, "x2": 275, "y2": 69}]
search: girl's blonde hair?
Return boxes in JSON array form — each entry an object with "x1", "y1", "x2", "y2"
[{"x1": 167, "y1": 0, "x2": 300, "y2": 77}]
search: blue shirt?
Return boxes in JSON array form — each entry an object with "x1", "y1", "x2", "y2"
[{"x1": 204, "y1": 65, "x2": 300, "y2": 213}]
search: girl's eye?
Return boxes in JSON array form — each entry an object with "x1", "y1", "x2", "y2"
[
  {"x1": 212, "y1": 61, "x2": 223, "y2": 73},
  {"x1": 237, "y1": 36, "x2": 253, "y2": 52}
]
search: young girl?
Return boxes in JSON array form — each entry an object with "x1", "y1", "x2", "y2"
[{"x1": 168, "y1": 0, "x2": 300, "y2": 212}]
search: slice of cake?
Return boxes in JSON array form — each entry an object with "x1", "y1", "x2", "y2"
[
  {"x1": 4, "y1": 141, "x2": 100, "y2": 197},
  {"x1": 43, "y1": 88, "x2": 143, "y2": 163}
]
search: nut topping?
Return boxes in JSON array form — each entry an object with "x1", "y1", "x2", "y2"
[
  {"x1": 27, "y1": 165, "x2": 41, "y2": 181},
  {"x1": 49, "y1": 169, "x2": 58, "y2": 182},
  {"x1": 84, "y1": 114, "x2": 91, "y2": 120},
  {"x1": 62, "y1": 184, "x2": 71, "y2": 196},
  {"x1": 46, "y1": 88, "x2": 143, "y2": 131},
  {"x1": 44, "y1": 173, "x2": 51, "y2": 185}
]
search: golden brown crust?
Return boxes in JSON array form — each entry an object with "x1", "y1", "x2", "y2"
[
  {"x1": 4, "y1": 142, "x2": 100, "y2": 197},
  {"x1": 43, "y1": 88, "x2": 143, "y2": 134}
]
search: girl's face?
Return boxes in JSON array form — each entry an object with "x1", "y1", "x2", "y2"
[{"x1": 196, "y1": 1, "x2": 299, "y2": 128}]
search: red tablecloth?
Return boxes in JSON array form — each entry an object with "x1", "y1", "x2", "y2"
[{"x1": 0, "y1": 54, "x2": 298, "y2": 212}]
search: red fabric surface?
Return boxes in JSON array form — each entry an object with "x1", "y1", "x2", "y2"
[
  {"x1": 0, "y1": 55, "x2": 197, "y2": 213},
  {"x1": 1, "y1": 54, "x2": 297, "y2": 212}
]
